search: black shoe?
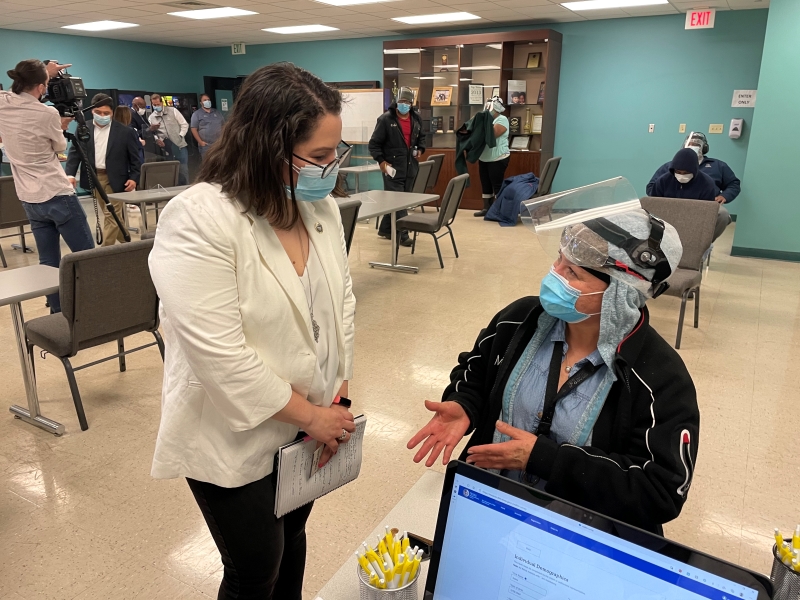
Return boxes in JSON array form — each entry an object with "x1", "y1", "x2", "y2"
[
  {"x1": 398, "y1": 236, "x2": 413, "y2": 247},
  {"x1": 378, "y1": 232, "x2": 391, "y2": 240},
  {"x1": 474, "y1": 209, "x2": 488, "y2": 217}
]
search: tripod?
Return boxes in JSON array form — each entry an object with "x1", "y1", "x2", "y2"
[{"x1": 63, "y1": 114, "x2": 131, "y2": 244}]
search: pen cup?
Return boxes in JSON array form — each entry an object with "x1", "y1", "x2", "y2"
[
  {"x1": 357, "y1": 565, "x2": 420, "y2": 600},
  {"x1": 771, "y1": 541, "x2": 800, "y2": 599}
]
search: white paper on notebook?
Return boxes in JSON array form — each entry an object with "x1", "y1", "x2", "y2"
[{"x1": 274, "y1": 415, "x2": 367, "y2": 518}]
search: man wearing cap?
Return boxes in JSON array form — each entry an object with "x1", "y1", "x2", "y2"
[
  {"x1": 368, "y1": 86, "x2": 425, "y2": 247},
  {"x1": 66, "y1": 93, "x2": 141, "y2": 245},
  {"x1": 409, "y1": 181, "x2": 699, "y2": 534},
  {"x1": 647, "y1": 132, "x2": 739, "y2": 240}
]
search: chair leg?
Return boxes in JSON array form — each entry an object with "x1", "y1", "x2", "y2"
[
  {"x1": 411, "y1": 232, "x2": 417, "y2": 255},
  {"x1": 28, "y1": 344, "x2": 36, "y2": 380},
  {"x1": 61, "y1": 357, "x2": 88, "y2": 431},
  {"x1": 153, "y1": 330, "x2": 165, "y2": 361},
  {"x1": 118, "y1": 339, "x2": 126, "y2": 372},
  {"x1": 693, "y1": 287, "x2": 701, "y2": 328},
  {"x1": 676, "y1": 291, "x2": 689, "y2": 349},
  {"x1": 432, "y1": 234, "x2": 444, "y2": 269},
  {"x1": 447, "y1": 226, "x2": 459, "y2": 258},
  {"x1": 0, "y1": 244, "x2": 7, "y2": 268}
]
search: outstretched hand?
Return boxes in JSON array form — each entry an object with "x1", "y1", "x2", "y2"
[
  {"x1": 407, "y1": 400, "x2": 470, "y2": 467},
  {"x1": 465, "y1": 421, "x2": 537, "y2": 471}
]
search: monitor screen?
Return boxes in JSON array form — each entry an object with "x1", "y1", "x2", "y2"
[{"x1": 433, "y1": 472, "x2": 760, "y2": 600}]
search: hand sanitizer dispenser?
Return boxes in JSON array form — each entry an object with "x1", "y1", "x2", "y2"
[{"x1": 729, "y1": 118, "x2": 744, "y2": 139}]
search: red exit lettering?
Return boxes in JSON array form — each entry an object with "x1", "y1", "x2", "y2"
[
  {"x1": 691, "y1": 11, "x2": 710, "y2": 26},
  {"x1": 686, "y1": 8, "x2": 715, "y2": 29}
]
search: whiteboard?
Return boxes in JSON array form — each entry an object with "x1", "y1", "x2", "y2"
[{"x1": 341, "y1": 90, "x2": 384, "y2": 143}]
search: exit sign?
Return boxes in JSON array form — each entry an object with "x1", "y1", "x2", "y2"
[
  {"x1": 231, "y1": 42, "x2": 246, "y2": 55},
  {"x1": 685, "y1": 9, "x2": 715, "y2": 29}
]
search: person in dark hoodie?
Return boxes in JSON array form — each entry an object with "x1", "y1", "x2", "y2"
[{"x1": 368, "y1": 86, "x2": 425, "y2": 247}]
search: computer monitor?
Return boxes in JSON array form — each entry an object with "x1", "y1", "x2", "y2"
[{"x1": 426, "y1": 462, "x2": 771, "y2": 600}]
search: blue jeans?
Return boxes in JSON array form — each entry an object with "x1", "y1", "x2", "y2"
[
  {"x1": 169, "y1": 141, "x2": 189, "y2": 185},
  {"x1": 22, "y1": 195, "x2": 95, "y2": 313}
]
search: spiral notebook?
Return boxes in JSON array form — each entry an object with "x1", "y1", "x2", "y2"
[{"x1": 274, "y1": 415, "x2": 367, "y2": 518}]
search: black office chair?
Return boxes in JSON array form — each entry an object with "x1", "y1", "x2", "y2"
[
  {"x1": 337, "y1": 198, "x2": 362, "y2": 255},
  {"x1": 425, "y1": 154, "x2": 445, "y2": 210},
  {"x1": 533, "y1": 156, "x2": 561, "y2": 198},
  {"x1": 412, "y1": 160, "x2": 435, "y2": 213}
]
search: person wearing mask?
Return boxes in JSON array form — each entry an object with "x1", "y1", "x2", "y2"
[
  {"x1": 650, "y1": 148, "x2": 725, "y2": 239},
  {"x1": 148, "y1": 62, "x2": 356, "y2": 600},
  {"x1": 647, "y1": 132, "x2": 738, "y2": 238},
  {"x1": 65, "y1": 93, "x2": 141, "y2": 246},
  {"x1": 368, "y1": 86, "x2": 425, "y2": 247},
  {"x1": 0, "y1": 59, "x2": 94, "y2": 313},
  {"x1": 190, "y1": 94, "x2": 225, "y2": 158},
  {"x1": 475, "y1": 96, "x2": 510, "y2": 217},
  {"x1": 129, "y1": 96, "x2": 160, "y2": 163},
  {"x1": 408, "y1": 180, "x2": 699, "y2": 534},
  {"x1": 149, "y1": 93, "x2": 189, "y2": 184}
]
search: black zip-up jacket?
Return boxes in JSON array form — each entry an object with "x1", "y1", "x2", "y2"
[
  {"x1": 368, "y1": 105, "x2": 425, "y2": 191},
  {"x1": 444, "y1": 297, "x2": 699, "y2": 534}
]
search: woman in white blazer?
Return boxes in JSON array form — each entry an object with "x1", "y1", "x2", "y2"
[{"x1": 148, "y1": 63, "x2": 356, "y2": 600}]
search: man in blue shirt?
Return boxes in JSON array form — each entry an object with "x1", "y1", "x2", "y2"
[
  {"x1": 190, "y1": 94, "x2": 225, "y2": 159},
  {"x1": 646, "y1": 132, "x2": 738, "y2": 239}
]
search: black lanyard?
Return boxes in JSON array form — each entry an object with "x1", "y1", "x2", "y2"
[{"x1": 536, "y1": 341, "x2": 599, "y2": 437}]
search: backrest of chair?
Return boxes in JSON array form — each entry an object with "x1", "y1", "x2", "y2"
[
  {"x1": 640, "y1": 196, "x2": 718, "y2": 271},
  {"x1": 60, "y1": 240, "x2": 158, "y2": 353},
  {"x1": 437, "y1": 174, "x2": 470, "y2": 229},
  {"x1": 412, "y1": 161, "x2": 434, "y2": 194},
  {"x1": 426, "y1": 154, "x2": 445, "y2": 191},
  {"x1": 0, "y1": 176, "x2": 30, "y2": 228},
  {"x1": 140, "y1": 161, "x2": 180, "y2": 189},
  {"x1": 336, "y1": 198, "x2": 362, "y2": 255},
  {"x1": 535, "y1": 156, "x2": 561, "y2": 197}
]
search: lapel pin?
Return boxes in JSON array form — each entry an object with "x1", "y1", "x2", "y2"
[{"x1": 315, "y1": 223, "x2": 323, "y2": 233}]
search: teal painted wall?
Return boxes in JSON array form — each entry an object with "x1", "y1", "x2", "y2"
[
  {"x1": 732, "y1": 0, "x2": 799, "y2": 258},
  {"x1": 0, "y1": 29, "x2": 198, "y2": 92}
]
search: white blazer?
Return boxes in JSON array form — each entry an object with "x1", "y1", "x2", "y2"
[{"x1": 149, "y1": 182, "x2": 355, "y2": 488}]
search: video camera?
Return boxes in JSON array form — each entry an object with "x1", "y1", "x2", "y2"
[{"x1": 47, "y1": 70, "x2": 87, "y2": 118}]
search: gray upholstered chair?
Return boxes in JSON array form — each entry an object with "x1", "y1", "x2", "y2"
[
  {"x1": 412, "y1": 160, "x2": 434, "y2": 212},
  {"x1": 533, "y1": 156, "x2": 561, "y2": 198},
  {"x1": 135, "y1": 160, "x2": 181, "y2": 229},
  {"x1": 0, "y1": 176, "x2": 33, "y2": 268},
  {"x1": 640, "y1": 196, "x2": 719, "y2": 349},
  {"x1": 336, "y1": 198, "x2": 362, "y2": 255},
  {"x1": 397, "y1": 173, "x2": 469, "y2": 268},
  {"x1": 425, "y1": 153, "x2": 445, "y2": 210},
  {"x1": 24, "y1": 240, "x2": 164, "y2": 430}
]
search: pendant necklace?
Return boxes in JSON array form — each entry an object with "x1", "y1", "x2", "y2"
[{"x1": 298, "y1": 227, "x2": 320, "y2": 343}]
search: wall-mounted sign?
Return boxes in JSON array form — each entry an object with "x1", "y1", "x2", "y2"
[
  {"x1": 685, "y1": 9, "x2": 715, "y2": 30},
  {"x1": 231, "y1": 42, "x2": 246, "y2": 55},
  {"x1": 221, "y1": 98, "x2": 229, "y2": 111},
  {"x1": 732, "y1": 89, "x2": 757, "y2": 108}
]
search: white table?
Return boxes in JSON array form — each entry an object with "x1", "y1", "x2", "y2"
[
  {"x1": 108, "y1": 185, "x2": 191, "y2": 232},
  {"x1": 340, "y1": 163, "x2": 382, "y2": 194},
  {"x1": 343, "y1": 191, "x2": 439, "y2": 274},
  {"x1": 2, "y1": 265, "x2": 64, "y2": 435},
  {"x1": 316, "y1": 470, "x2": 444, "y2": 600}
]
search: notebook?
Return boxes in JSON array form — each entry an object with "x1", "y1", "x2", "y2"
[{"x1": 274, "y1": 414, "x2": 367, "y2": 518}]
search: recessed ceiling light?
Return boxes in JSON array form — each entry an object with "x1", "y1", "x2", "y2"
[
  {"x1": 62, "y1": 20, "x2": 138, "y2": 31},
  {"x1": 314, "y1": 0, "x2": 391, "y2": 4},
  {"x1": 168, "y1": 7, "x2": 258, "y2": 19},
  {"x1": 562, "y1": 0, "x2": 668, "y2": 10},
  {"x1": 263, "y1": 24, "x2": 339, "y2": 34},
  {"x1": 392, "y1": 12, "x2": 480, "y2": 25},
  {"x1": 383, "y1": 48, "x2": 421, "y2": 54}
]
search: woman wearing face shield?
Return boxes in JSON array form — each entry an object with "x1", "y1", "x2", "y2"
[
  {"x1": 148, "y1": 63, "x2": 356, "y2": 599},
  {"x1": 474, "y1": 96, "x2": 510, "y2": 217},
  {"x1": 409, "y1": 178, "x2": 699, "y2": 534}
]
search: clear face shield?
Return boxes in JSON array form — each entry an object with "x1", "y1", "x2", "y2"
[{"x1": 520, "y1": 177, "x2": 673, "y2": 297}]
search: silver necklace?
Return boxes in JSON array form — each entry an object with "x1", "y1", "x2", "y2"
[{"x1": 298, "y1": 227, "x2": 320, "y2": 343}]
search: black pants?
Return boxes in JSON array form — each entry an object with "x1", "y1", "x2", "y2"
[
  {"x1": 479, "y1": 156, "x2": 510, "y2": 197},
  {"x1": 187, "y1": 474, "x2": 314, "y2": 600}
]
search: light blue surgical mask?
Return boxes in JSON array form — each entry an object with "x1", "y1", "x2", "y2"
[
  {"x1": 285, "y1": 163, "x2": 339, "y2": 202},
  {"x1": 154, "y1": 105, "x2": 163, "y2": 113},
  {"x1": 539, "y1": 268, "x2": 604, "y2": 323},
  {"x1": 93, "y1": 114, "x2": 112, "y2": 127},
  {"x1": 202, "y1": 100, "x2": 212, "y2": 109},
  {"x1": 396, "y1": 102, "x2": 411, "y2": 115}
]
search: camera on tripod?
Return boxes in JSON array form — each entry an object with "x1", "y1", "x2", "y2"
[{"x1": 47, "y1": 70, "x2": 87, "y2": 118}]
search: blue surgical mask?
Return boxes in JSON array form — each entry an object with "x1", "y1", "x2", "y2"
[
  {"x1": 202, "y1": 100, "x2": 212, "y2": 109},
  {"x1": 93, "y1": 114, "x2": 112, "y2": 127},
  {"x1": 154, "y1": 105, "x2": 163, "y2": 113},
  {"x1": 397, "y1": 102, "x2": 411, "y2": 115},
  {"x1": 285, "y1": 163, "x2": 339, "y2": 202},
  {"x1": 539, "y1": 268, "x2": 604, "y2": 323}
]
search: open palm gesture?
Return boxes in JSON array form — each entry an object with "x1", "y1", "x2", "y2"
[{"x1": 407, "y1": 401, "x2": 470, "y2": 467}]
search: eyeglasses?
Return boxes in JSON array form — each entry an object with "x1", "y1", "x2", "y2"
[{"x1": 293, "y1": 140, "x2": 352, "y2": 179}]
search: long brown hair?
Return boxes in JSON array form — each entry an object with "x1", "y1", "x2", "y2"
[
  {"x1": 198, "y1": 62, "x2": 342, "y2": 229},
  {"x1": 114, "y1": 106, "x2": 132, "y2": 126}
]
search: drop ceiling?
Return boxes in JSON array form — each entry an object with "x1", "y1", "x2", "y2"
[{"x1": 0, "y1": 0, "x2": 769, "y2": 48}]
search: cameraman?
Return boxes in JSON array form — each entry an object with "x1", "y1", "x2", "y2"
[{"x1": 0, "y1": 59, "x2": 94, "y2": 313}]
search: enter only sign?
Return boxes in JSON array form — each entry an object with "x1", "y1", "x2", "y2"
[
  {"x1": 732, "y1": 90, "x2": 757, "y2": 108},
  {"x1": 685, "y1": 9, "x2": 715, "y2": 29}
]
